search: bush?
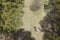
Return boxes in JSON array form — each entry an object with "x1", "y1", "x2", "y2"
[{"x1": 0, "y1": 0, "x2": 24, "y2": 32}]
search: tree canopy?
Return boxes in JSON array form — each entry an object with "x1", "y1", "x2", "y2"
[{"x1": 0, "y1": 0, "x2": 24, "y2": 32}]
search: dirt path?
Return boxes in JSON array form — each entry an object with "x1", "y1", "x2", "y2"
[{"x1": 21, "y1": 0, "x2": 47, "y2": 40}]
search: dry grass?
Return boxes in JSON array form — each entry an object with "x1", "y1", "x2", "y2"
[{"x1": 21, "y1": 0, "x2": 47, "y2": 40}]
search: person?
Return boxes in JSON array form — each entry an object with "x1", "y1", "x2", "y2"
[{"x1": 34, "y1": 27, "x2": 40, "y2": 32}]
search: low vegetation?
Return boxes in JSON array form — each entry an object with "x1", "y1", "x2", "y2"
[{"x1": 0, "y1": 0, "x2": 24, "y2": 32}]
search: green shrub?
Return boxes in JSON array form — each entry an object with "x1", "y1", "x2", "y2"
[{"x1": 0, "y1": 0, "x2": 24, "y2": 32}]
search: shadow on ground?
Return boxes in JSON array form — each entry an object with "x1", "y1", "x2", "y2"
[
  {"x1": 39, "y1": 5, "x2": 60, "y2": 40},
  {"x1": 39, "y1": 13, "x2": 60, "y2": 40},
  {"x1": 0, "y1": 29, "x2": 35, "y2": 40},
  {"x1": 30, "y1": 0, "x2": 41, "y2": 12}
]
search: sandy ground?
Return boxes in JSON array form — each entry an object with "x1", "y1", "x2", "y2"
[{"x1": 21, "y1": 0, "x2": 47, "y2": 40}]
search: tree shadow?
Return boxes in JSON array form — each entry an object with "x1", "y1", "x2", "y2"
[
  {"x1": 0, "y1": 29, "x2": 35, "y2": 40},
  {"x1": 39, "y1": 13, "x2": 54, "y2": 40},
  {"x1": 40, "y1": 14, "x2": 60, "y2": 40},
  {"x1": 29, "y1": 0, "x2": 41, "y2": 12},
  {"x1": 39, "y1": 2, "x2": 60, "y2": 40},
  {"x1": 39, "y1": 10, "x2": 60, "y2": 40}
]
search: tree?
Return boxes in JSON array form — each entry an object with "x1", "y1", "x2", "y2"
[
  {"x1": 0, "y1": 0, "x2": 24, "y2": 32},
  {"x1": 40, "y1": 0, "x2": 60, "y2": 40}
]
